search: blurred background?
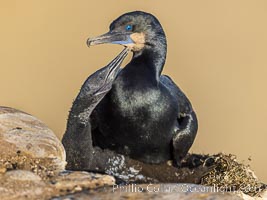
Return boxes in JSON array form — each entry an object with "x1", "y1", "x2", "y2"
[{"x1": 1, "y1": 1, "x2": 267, "y2": 182}]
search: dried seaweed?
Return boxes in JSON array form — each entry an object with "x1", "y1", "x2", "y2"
[{"x1": 201, "y1": 153, "x2": 266, "y2": 196}]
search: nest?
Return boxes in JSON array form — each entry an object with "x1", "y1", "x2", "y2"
[{"x1": 200, "y1": 153, "x2": 266, "y2": 196}]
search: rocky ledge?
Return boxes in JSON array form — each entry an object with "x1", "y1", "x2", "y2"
[{"x1": 0, "y1": 106, "x2": 266, "y2": 200}]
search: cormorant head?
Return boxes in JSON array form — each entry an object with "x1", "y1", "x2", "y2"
[{"x1": 87, "y1": 11, "x2": 166, "y2": 53}]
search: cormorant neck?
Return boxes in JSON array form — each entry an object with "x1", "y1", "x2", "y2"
[{"x1": 131, "y1": 41, "x2": 167, "y2": 82}]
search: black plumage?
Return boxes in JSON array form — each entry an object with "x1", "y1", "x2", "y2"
[
  {"x1": 87, "y1": 11, "x2": 198, "y2": 165},
  {"x1": 62, "y1": 48, "x2": 129, "y2": 169}
]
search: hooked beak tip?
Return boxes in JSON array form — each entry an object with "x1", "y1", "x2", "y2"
[{"x1": 86, "y1": 38, "x2": 93, "y2": 47}]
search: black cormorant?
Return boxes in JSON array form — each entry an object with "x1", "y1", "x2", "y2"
[
  {"x1": 62, "y1": 48, "x2": 129, "y2": 169},
  {"x1": 87, "y1": 11, "x2": 198, "y2": 166}
]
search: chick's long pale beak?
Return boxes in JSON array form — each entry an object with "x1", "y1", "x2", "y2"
[
  {"x1": 87, "y1": 31, "x2": 134, "y2": 47},
  {"x1": 93, "y1": 47, "x2": 129, "y2": 96}
]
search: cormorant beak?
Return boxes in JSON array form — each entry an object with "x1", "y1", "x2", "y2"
[{"x1": 87, "y1": 31, "x2": 134, "y2": 47}]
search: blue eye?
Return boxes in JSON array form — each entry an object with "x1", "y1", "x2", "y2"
[{"x1": 125, "y1": 24, "x2": 133, "y2": 31}]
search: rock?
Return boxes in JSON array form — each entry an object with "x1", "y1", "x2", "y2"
[
  {"x1": 51, "y1": 171, "x2": 115, "y2": 193},
  {"x1": 0, "y1": 170, "x2": 262, "y2": 200},
  {"x1": 0, "y1": 169, "x2": 115, "y2": 200},
  {"x1": 257, "y1": 189, "x2": 267, "y2": 199},
  {"x1": 4, "y1": 169, "x2": 42, "y2": 182},
  {"x1": 0, "y1": 106, "x2": 66, "y2": 177},
  {"x1": 238, "y1": 188, "x2": 267, "y2": 200},
  {"x1": 0, "y1": 170, "x2": 54, "y2": 200},
  {"x1": 53, "y1": 184, "x2": 244, "y2": 200}
]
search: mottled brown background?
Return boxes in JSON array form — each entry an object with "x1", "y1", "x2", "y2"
[{"x1": 1, "y1": 1, "x2": 267, "y2": 182}]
